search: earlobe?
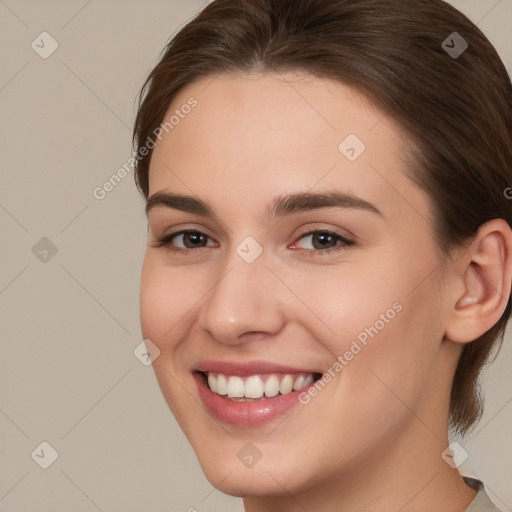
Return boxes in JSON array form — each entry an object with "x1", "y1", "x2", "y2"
[{"x1": 445, "y1": 220, "x2": 512, "y2": 344}]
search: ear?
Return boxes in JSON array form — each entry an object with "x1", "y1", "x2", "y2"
[{"x1": 444, "y1": 219, "x2": 512, "y2": 344}]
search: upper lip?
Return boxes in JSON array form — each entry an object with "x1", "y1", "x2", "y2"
[{"x1": 195, "y1": 360, "x2": 321, "y2": 377}]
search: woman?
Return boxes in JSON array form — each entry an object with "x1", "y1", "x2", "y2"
[{"x1": 133, "y1": 0, "x2": 512, "y2": 510}]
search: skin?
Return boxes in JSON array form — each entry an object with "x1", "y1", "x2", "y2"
[{"x1": 140, "y1": 71, "x2": 512, "y2": 511}]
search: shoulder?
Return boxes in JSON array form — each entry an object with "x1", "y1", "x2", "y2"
[{"x1": 463, "y1": 477, "x2": 503, "y2": 512}]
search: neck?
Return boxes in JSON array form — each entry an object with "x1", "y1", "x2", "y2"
[{"x1": 243, "y1": 421, "x2": 476, "y2": 512}]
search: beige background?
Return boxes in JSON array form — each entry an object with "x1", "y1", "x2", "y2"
[{"x1": 0, "y1": 1, "x2": 511, "y2": 510}]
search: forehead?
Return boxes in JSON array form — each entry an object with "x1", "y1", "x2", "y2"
[{"x1": 148, "y1": 71, "x2": 430, "y2": 224}]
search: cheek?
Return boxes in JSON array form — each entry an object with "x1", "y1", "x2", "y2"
[
  {"x1": 330, "y1": 277, "x2": 444, "y2": 435},
  {"x1": 283, "y1": 263, "x2": 404, "y2": 350},
  {"x1": 139, "y1": 256, "x2": 209, "y2": 429},
  {"x1": 139, "y1": 255, "x2": 204, "y2": 349},
  {"x1": 290, "y1": 257, "x2": 443, "y2": 403}
]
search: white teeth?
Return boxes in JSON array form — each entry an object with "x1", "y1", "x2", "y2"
[
  {"x1": 293, "y1": 375, "x2": 305, "y2": 390},
  {"x1": 304, "y1": 374, "x2": 314, "y2": 386},
  {"x1": 217, "y1": 374, "x2": 228, "y2": 395},
  {"x1": 245, "y1": 375, "x2": 264, "y2": 399},
  {"x1": 227, "y1": 376, "x2": 245, "y2": 398},
  {"x1": 279, "y1": 374, "x2": 294, "y2": 395},
  {"x1": 205, "y1": 372, "x2": 315, "y2": 400},
  {"x1": 208, "y1": 373, "x2": 217, "y2": 393},
  {"x1": 264, "y1": 375, "x2": 280, "y2": 397}
]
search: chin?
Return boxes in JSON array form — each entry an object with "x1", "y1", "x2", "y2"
[
  {"x1": 199, "y1": 459, "x2": 305, "y2": 498},
  {"x1": 190, "y1": 437, "x2": 319, "y2": 499}
]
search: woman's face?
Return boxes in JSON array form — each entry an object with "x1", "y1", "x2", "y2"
[{"x1": 141, "y1": 72, "x2": 456, "y2": 496}]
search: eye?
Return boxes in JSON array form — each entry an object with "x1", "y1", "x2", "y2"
[
  {"x1": 290, "y1": 229, "x2": 354, "y2": 255},
  {"x1": 151, "y1": 228, "x2": 354, "y2": 256},
  {"x1": 152, "y1": 230, "x2": 216, "y2": 252}
]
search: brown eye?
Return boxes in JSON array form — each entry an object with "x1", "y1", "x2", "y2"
[
  {"x1": 181, "y1": 231, "x2": 209, "y2": 248},
  {"x1": 153, "y1": 230, "x2": 216, "y2": 252},
  {"x1": 290, "y1": 229, "x2": 354, "y2": 255},
  {"x1": 310, "y1": 232, "x2": 340, "y2": 250}
]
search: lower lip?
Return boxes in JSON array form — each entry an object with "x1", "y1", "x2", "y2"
[{"x1": 194, "y1": 372, "x2": 311, "y2": 426}]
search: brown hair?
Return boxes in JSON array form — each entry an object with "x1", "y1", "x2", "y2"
[{"x1": 132, "y1": 0, "x2": 512, "y2": 435}]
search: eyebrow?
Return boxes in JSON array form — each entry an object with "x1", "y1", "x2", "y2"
[{"x1": 145, "y1": 191, "x2": 383, "y2": 218}]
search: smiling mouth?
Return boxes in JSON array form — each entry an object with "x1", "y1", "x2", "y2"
[{"x1": 199, "y1": 371, "x2": 322, "y2": 401}]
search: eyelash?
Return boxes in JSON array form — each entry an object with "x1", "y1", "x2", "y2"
[
  {"x1": 291, "y1": 229, "x2": 355, "y2": 255},
  {"x1": 152, "y1": 229, "x2": 355, "y2": 256}
]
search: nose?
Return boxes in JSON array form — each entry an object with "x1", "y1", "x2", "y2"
[{"x1": 197, "y1": 251, "x2": 287, "y2": 345}]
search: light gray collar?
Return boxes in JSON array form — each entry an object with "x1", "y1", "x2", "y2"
[{"x1": 463, "y1": 477, "x2": 502, "y2": 512}]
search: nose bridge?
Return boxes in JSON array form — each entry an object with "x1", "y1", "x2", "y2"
[{"x1": 198, "y1": 244, "x2": 285, "y2": 343}]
